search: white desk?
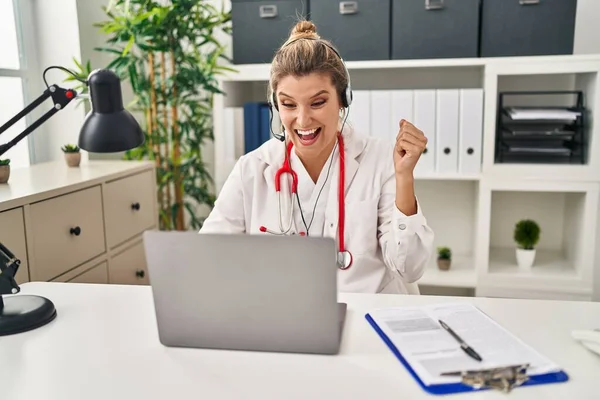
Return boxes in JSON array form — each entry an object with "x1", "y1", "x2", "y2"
[{"x1": 2, "y1": 282, "x2": 600, "y2": 400}]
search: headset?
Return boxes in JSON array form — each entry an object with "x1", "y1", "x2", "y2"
[{"x1": 268, "y1": 37, "x2": 353, "y2": 141}]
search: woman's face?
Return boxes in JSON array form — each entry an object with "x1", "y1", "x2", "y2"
[{"x1": 276, "y1": 72, "x2": 341, "y2": 159}]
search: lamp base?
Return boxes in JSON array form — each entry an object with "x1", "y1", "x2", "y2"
[{"x1": 0, "y1": 295, "x2": 57, "y2": 336}]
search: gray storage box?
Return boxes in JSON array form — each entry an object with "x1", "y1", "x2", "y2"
[
  {"x1": 231, "y1": 0, "x2": 307, "y2": 64},
  {"x1": 309, "y1": 0, "x2": 391, "y2": 61},
  {"x1": 480, "y1": 0, "x2": 577, "y2": 57},
  {"x1": 391, "y1": 0, "x2": 480, "y2": 60}
]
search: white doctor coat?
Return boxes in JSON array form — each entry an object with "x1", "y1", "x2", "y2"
[{"x1": 200, "y1": 126, "x2": 434, "y2": 294}]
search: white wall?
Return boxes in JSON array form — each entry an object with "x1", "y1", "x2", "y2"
[
  {"x1": 574, "y1": 0, "x2": 600, "y2": 55},
  {"x1": 30, "y1": 0, "x2": 86, "y2": 164}
]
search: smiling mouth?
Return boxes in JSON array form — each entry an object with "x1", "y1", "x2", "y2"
[{"x1": 295, "y1": 127, "x2": 322, "y2": 145}]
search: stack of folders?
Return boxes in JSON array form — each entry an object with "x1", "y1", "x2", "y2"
[
  {"x1": 365, "y1": 303, "x2": 568, "y2": 395},
  {"x1": 498, "y1": 106, "x2": 585, "y2": 165},
  {"x1": 345, "y1": 89, "x2": 484, "y2": 177}
]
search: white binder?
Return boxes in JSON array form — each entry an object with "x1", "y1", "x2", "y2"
[
  {"x1": 458, "y1": 89, "x2": 483, "y2": 175},
  {"x1": 413, "y1": 90, "x2": 436, "y2": 175},
  {"x1": 436, "y1": 89, "x2": 459, "y2": 174},
  {"x1": 346, "y1": 90, "x2": 370, "y2": 137},
  {"x1": 370, "y1": 90, "x2": 393, "y2": 142}
]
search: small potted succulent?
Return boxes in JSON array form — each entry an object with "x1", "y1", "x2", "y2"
[
  {"x1": 61, "y1": 144, "x2": 81, "y2": 167},
  {"x1": 0, "y1": 159, "x2": 10, "y2": 183},
  {"x1": 514, "y1": 219, "x2": 540, "y2": 271},
  {"x1": 437, "y1": 246, "x2": 452, "y2": 271}
]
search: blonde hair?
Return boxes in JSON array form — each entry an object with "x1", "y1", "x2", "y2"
[{"x1": 269, "y1": 20, "x2": 349, "y2": 108}]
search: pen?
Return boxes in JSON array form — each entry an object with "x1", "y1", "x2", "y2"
[{"x1": 438, "y1": 319, "x2": 483, "y2": 362}]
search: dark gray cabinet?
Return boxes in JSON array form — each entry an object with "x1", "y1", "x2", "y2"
[
  {"x1": 309, "y1": 0, "x2": 391, "y2": 61},
  {"x1": 231, "y1": 0, "x2": 308, "y2": 64},
  {"x1": 391, "y1": 0, "x2": 480, "y2": 60},
  {"x1": 480, "y1": 0, "x2": 578, "y2": 57}
]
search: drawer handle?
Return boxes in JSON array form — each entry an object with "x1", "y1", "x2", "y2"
[
  {"x1": 444, "y1": 147, "x2": 451, "y2": 155},
  {"x1": 519, "y1": 0, "x2": 540, "y2": 5},
  {"x1": 70, "y1": 226, "x2": 81, "y2": 236},
  {"x1": 425, "y1": 0, "x2": 444, "y2": 10},
  {"x1": 467, "y1": 147, "x2": 474, "y2": 155},
  {"x1": 259, "y1": 5, "x2": 277, "y2": 18},
  {"x1": 131, "y1": 202, "x2": 141, "y2": 211},
  {"x1": 135, "y1": 269, "x2": 145, "y2": 278},
  {"x1": 339, "y1": 1, "x2": 358, "y2": 15}
]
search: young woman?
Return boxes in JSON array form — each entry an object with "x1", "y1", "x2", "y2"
[{"x1": 201, "y1": 20, "x2": 434, "y2": 294}]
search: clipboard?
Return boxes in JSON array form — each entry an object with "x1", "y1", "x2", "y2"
[{"x1": 365, "y1": 305, "x2": 569, "y2": 395}]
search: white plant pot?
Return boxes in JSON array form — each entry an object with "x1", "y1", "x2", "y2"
[{"x1": 516, "y1": 248, "x2": 536, "y2": 272}]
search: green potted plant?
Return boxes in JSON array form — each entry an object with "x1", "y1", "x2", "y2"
[
  {"x1": 437, "y1": 246, "x2": 452, "y2": 271},
  {"x1": 0, "y1": 159, "x2": 10, "y2": 183},
  {"x1": 514, "y1": 219, "x2": 541, "y2": 271},
  {"x1": 61, "y1": 144, "x2": 81, "y2": 167},
  {"x1": 89, "y1": 0, "x2": 232, "y2": 231}
]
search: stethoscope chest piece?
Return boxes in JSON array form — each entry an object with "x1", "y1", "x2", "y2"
[{"x1": 337, "y1": 250, "x2": 352, "y2": 270}]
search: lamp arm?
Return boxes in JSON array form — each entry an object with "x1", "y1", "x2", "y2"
[{"x1": 0, "y1": 85, "x2": 78, "y2": 157}]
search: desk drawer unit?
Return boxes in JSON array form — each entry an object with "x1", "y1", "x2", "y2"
[
  {"x1": 29, "y1": 186, "x2": 106, "y2": 281},
  {"x1": 110, "y1": 239, "x2": 149, "y2": 285},
  {"x1": 0, "y1": 207, "x2": 30, "y2": 284},
  {"x1": 69, "y1": 261, "x2": 109, "y2": 284},
  {"x1": 103, "y1": 170, "x2": 155, "y2": 249}
]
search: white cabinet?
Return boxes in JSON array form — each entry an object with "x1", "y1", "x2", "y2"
[{"x1": 0, "y1": 161, "x2": 158, "y2": 286}]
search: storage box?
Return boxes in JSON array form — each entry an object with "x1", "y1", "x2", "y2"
[
  {"x1": 480, "y1": 0, "x2": 577, "y2": 57},
  {"x1": 231, "y1": 0, "x2": 308, "y2": 64},
  {"x1": 391, "y1": 0, "x2": 480, "y2": 60},
  {"x1": 309, "y1": 0, "x2": 391, "y2": 61}
]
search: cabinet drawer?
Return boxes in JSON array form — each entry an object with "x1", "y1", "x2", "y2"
[
  {"x1": 311, "y1": 0, "x2": 390, "y2": 61},
  {"x1": 391, "y1": 0, "x2": 480, "y2": 60},
  {"x1": 231, "y1": 0, "x2": 307, "y2": 64},
  {"x1": 69, "y1": 261, "x2": 108, "y2": 284},
  {"x1": 0, "y1": 207, "x2": 29, "y2": 284},
  {"x1": 109, "y1": 240, "x2": 149, "y2": 285},
  {"x1": 30, "y1": 186, "x2": 106, "y2": 281},
  {"x1": 104, "y1": 170, "x2": 155, "y2": 248},
  {"x1": 480, "y1": 0, "x2": 577, "y2": 57}
]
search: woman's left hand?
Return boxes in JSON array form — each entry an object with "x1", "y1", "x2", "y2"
[{"x1": 393, "y1": 119, "x2": 428, "y2": 178}]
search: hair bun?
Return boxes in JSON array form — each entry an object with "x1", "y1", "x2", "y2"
[{"x1": 290, "y1": 20, "x2": 319, "y2": 39}]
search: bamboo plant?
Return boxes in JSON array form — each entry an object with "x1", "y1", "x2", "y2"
[{"x1": 79, "y1": 0, "x2": 233, "y2": 230}]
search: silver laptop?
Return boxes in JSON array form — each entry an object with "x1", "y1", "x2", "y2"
[{"x1": 143, "y1": 231, "x2": 347, "y2": 355}]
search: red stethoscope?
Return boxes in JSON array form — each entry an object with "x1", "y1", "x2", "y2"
[{"x1": 260, "y1": 134, "x2": 352, "y2": 270}]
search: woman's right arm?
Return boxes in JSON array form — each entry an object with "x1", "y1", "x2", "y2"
[{"x1": 199, "y1": 159, "x2": 246, "y2": 234}]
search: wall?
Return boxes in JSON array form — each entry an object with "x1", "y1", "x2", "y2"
[
  {"x1": 574, "y1": 0, "x2": 600, "y2": 55},
  {"x1": 30, "y1": 0, "x2": 87, "y2": 164}
]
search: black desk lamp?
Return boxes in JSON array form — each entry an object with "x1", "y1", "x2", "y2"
[{"x1": 0, "y1": 66, "x2": 144, "y2": 336}]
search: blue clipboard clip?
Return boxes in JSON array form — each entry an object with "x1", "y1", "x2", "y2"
[{"x1": 440, "y1": 363, "x2": 530, "y2": 393}]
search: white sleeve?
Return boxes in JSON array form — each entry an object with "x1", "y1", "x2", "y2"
[
  {"x1": 377, "y1": 170, "x2": 435, "y2": 283},
  {"x1": 199, "y1": 158, "x2": 246, "y2": 234}
]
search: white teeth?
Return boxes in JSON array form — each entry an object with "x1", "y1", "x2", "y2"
[{"x1": 297, "y1": 128, "x2": 318, "y2": 136}]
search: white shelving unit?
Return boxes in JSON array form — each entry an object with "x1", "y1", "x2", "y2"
[{"x1": 212, "y1": 54, "x2": 600, "y2": 301}]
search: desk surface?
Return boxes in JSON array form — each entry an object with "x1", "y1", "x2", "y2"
[{"x1": 2, "y1": 282, "x2": 600, "y2": 400}]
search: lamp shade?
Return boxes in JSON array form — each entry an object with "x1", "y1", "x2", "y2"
[{"x1": 78, "y1": 69, "x2": 144, "y2": 152}]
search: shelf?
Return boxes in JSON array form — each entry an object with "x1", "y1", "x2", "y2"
[
  {"x1": 419, "y1": 254, "x2": 476, "y2": 289},
  {"x1": 488, "y1": 247, "x2": 578, "y2": 279},
  {"x1": 220, "y1": 54, "x2": 600, "y2": 82},
  {"x1": 414, "y1": 173, "x2": 480, "y2": 181}
]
